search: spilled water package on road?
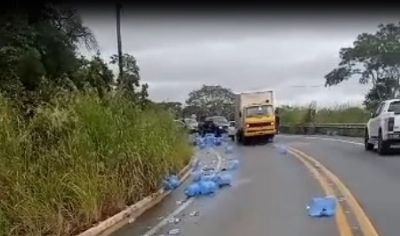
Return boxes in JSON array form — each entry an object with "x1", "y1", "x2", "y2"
[
  {"x1": 163, "y1": 175, "x2": 179, "y2": 191},
  {"x1": 225, "y1": 145, "x2": 233, "y2": 154},
  {"x1": 278, "y1": 143, "x2": 288, "y2": 155},
  {"x1": 226, "y1": 159, "x2": 240, "y2": 170},
  {"x1": 307, "y1": 196, "x2": 337, "y2": 217}
]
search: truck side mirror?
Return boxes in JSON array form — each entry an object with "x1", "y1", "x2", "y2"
[
  {"x1": 239, "y1": 112, "x2": 242, "y2": 117},
  {"x1": 370, "y1": 112, "x2": 374, "y2": 118}
]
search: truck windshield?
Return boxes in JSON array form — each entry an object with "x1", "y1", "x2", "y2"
[
  {"x1": 246, "y1": 105, "x2": 274, "y2": 117},
  {"x1": 388, "y1": 101, "x2": 400, "y2": 115}
]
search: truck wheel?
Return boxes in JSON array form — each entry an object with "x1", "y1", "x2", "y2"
[
  {"x1": 377, "y1": 130, "x2": 390, "y2": 155},
  {"x1": 236, "y1": 131, "x2": 242, "y2": 144},
  {"x1": 269, "y1": 134, "x2": 275, "y2": 143},
  {"x1": 364, "y1": 129, "x2": 374, "y2": 151}
]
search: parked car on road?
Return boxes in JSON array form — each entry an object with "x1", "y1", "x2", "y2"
[
  {"x1": 184, "y1": 118, "x2": 199, "y2": 133},
  {"x1": 365, "y1": 99, "x2": 400, "y2": 155}
]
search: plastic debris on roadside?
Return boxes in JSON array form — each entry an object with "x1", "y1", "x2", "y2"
[
  {"x1": 227, "y1": 159, "x2": 240, "y2": 170},
  {"x1": 191, "y1": 170, "x2": 202, "y2": 182},
  {"x1": 214, "y1": 137, "x2": 222, "y2": 146},
  {"x1": 163, "y1": 175, "x2": 179, "y2": 191},
  {"x1": 225, "y1": 145, "x2": 233, "y2": 154},
  {"x1": 168, "y1": 228, "x2": 181, "y2": 235},
  {"x1": 212, "y1": 173, "x2": 232, "y2": 187},
  {"x1": 307, "y1": 196, "x2": 337, "y2": 217},
  {"x1": 191, "y1": 158, "x2": 201, "y2": 170},
  {"x1": 198, "y1": 180, "x2": 218, "y2": 195},
  {"x1": 278, "y1": 144, "x2": 288, "y2": 155},
  {"x1": 185, "y1": 182, "x2": 201, "y2": 197}
]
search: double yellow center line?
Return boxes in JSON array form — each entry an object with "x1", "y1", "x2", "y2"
[{"x1": 288, "y1": 147, "x2": 379, "y2": 236}]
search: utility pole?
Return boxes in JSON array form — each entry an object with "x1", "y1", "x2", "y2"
[{"x1": 116, "y1": 3, "x2": 124, "y2": 83}]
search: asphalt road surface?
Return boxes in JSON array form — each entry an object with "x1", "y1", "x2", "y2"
[{"x1": 112, "y1": 134, "x2": 400, "y2": 236}]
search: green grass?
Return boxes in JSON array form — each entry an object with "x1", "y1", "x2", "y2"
[
  {"x1": 0, "y1": 91, "x2": 193, "y2": 236},
  {"x1": 279, "y1": 103, "x2": 370, "y2": 124}
]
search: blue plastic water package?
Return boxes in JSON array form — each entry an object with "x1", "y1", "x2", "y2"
[
  {"x1": 191, "y1": 170, "x2": 202, "y2": 182},
  {"x1": 200, "y1": 173, "x2": 216, "y2": 182},
  {"x1": 227, "y1": 159, "x2": 240, "y2": 170},
  {"x1": 225, "y1": 145, "x2": 233, "y2": 154},
  {"x1": 307, "y1": 196, "x2": 337, "y2": 217},
  {"x1": 163, "y1": 175, "x2": 179, "y2": 190},
  {"x1": 185, "y1": 182, "x2": 201, "y2": 197},
  {"x1": 278, "y1": 144, "x2": 288, "y2": 155},
  {"x1": 212, "y1": 173, "x2": 232, "y2": 187},
  {"x1": 214, "y1": 137, "x2": 222, "y2": 146},
  {"x1": 191, "y1": 158, "x2": 200, "y2": 171},
  {"x1": 198, "y1": 180, "x2": 218, "y2": 195}
]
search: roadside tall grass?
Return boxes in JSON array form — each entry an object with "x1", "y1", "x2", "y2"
[
  {"x1": 280, "y1": 103, "x2": 370, "y2": 124},
  {"x1": 0, "y1": 91, "x2": 192, "y2": 236}
]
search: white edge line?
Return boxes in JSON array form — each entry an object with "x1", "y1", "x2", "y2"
[
  {"x1": 279, "y1": 134, "x2": 364, "y2": 146},
  {"x1": 143, "y1": 148, "x2": 223, "y2": 236}
]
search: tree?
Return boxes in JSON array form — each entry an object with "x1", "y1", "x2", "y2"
[
  {"x1": 185, "y1": 85, "x2": 235, "y2": 119},
  {"x1": 325, "y1": 23, "x2": 400, "y2": 99},
  {"x1": 157, "y1": 101, "x2": 183, "y2": 117},
  {"x1": 363, "y1": 78, "x2": 396, "y2": 111},
  {"x1": 110, "y1": 53, "x2": 148, "y2": 102}
]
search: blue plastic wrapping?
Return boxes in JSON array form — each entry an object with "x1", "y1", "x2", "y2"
[
  {"x1": 225, "y1": 145, "x2": 233, "y2": 154},
  {"x1": 213, "y1": 173, "x2": 232, "y2": 187},
  {"x1": 198, "y1": 180, "x2": 218, "y2": 195},
  {"x1": 307, "y1": 196, "x2": 337, "y2": 217},
  {"x1": 185, "y1": 182, "x2": 201, "y2": 197},
  {"x1": 200, "y1": 173, "x2": 216, "y2": 182},
  {"x1": 163, "y1": 175, "x2": 179, "y2": 190},
  {"x1": 278, "y1": 144, "x2": 288, "y2": 155},
  {"x1": 191, "y1": 170, "x2": 202, "y2": 182},
  {"x1": 227, "y1": 159, "x2": 240, "y2": 170},
  {"x1": 214, "y1": 137, "x2": 222, "y2": 146},
  {"x1": 191, "y1": 158, "x2": 200, "y2": 171}
]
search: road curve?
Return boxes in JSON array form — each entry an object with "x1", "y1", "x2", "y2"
[
  {"x1": 113, "y1": 141, "x2": 339, "y2": 236},
  {"x1": 278, "y1": 134, "x2": 400, "y2": 236}
]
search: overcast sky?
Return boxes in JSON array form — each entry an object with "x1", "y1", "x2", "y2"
[{"x1": 79, "y1": 9, "x2": 400, "y2": 107}]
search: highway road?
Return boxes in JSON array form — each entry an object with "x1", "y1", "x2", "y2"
[{"x1": 112, "y1": 134, "x2": 400, "y2": 236}]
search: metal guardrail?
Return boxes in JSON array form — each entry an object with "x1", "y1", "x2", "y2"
[{"x1": 279, "y1": 123, "x2": 366, "y2": 137}]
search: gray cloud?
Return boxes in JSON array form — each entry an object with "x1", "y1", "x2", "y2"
[{"x1": 79, "y1": 11, "x2": 400, "y2": 106}]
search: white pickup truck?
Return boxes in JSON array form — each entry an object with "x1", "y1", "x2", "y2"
[{"x1": 365, "y1": 99, "x2": 400, "y2": 155}]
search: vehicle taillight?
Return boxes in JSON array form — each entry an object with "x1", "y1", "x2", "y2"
[{"x1": 388, "y1": 117, "x2": 395, "y2": 131}]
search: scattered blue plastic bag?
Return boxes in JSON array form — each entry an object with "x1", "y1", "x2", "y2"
[
  {"x1": 278, "y1": 144, "x2": 288, "y2": 155},
  {"x1": 214, "y1": 137, "x2": 222, "y2": 146},
  {"x1": 225, "y1": 145, "x2": 233, "y2": 154},
  {"x1": 213, "y1": 173, "x2": 232, "y2": 187},
  {"x1": 191, "y1": 158, "x2": 200, "y2": 170},
  {"x1": 200, "y1": 173, "x2": 216, "y2": 182},
  {"x1": 307, "y1": 196, "x2": 337, "y2": 217},
  {"x1": 163, "y1": 175, "x2": 179, "y2": 190},
  {"x1": 185, "y1": 182, "x2": 201, "y2": 197},
  {"x1": 227, "y1": 159, "x2": 240, "y2": 170},
  {"x1": 198, "y1": 180, "x2": 218, "y2": 195},
  {"x1": 191, "y1": 170, "x2": 202, "y2": 182}
]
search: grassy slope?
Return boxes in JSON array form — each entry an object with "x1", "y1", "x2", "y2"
[{"x1": 0, "y1": 92, "x2": 193, "y2": 236}]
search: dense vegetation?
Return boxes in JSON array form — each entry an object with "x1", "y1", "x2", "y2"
[
  {"x1": 278, "y1": 102, "x2": 370, "y2": 125},
  {"x1": 0, "y1": 3, "x2": 192, "y2": 236}
]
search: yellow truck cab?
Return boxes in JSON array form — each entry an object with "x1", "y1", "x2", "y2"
[{"x1": 234, "y1": 90, "x2": 277, "y2": 144}]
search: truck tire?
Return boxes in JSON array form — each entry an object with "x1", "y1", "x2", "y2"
[
  {"x1": 269, "y1": 134, "x2": 275, "y2": 143},
  {"x1": 236, "y1": 130, "x2": 242, "y2": 144},
  {"x1": 364, "y1": 129, "x2": 374, "y2": 151},
  {"x1": 377, "y1": 130, "x2": 390, "y2": 155}
]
